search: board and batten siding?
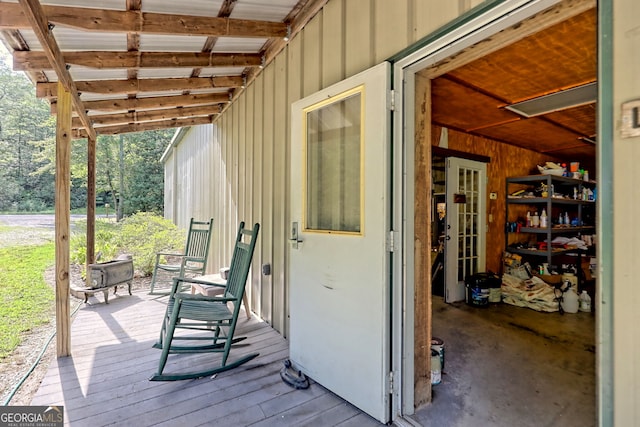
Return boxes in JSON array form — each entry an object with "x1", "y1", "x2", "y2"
[
  {"x1": 162, "y1": 125, "x2": 219, "y2": 272},
  {"x1": 165, "y1": 0, "x2": 485, "y2": 336}
]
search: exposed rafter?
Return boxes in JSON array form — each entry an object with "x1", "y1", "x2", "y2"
[
  {"x1": 51, "y1": 93, "x2": 230, "y2": 114},
  {"x1": 38, "y1": 76, "x2": 244, "y2": 97},
  {"x1": 18, "y1": 0, "x2": 96, "y2": 140},
  {"x1": 0, "y1": 3, "x2": 287, "y2": 37},
  {"x1": 74, "y1": 116, "x2": 214, "y2": 138},
  {"x1": 73, "y1": 104, "x2": 221, "y2": 128},
  {"x1": 14, "y1": 51, "x2": 263, "y2": 71}
]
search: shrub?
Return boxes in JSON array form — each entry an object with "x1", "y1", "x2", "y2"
[{"x1": 71, "y1": 212, "x2": 185, "y2": 276}]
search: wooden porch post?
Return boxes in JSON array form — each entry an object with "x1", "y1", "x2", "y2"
[
  {"x1": 414, "y1": 73, "x2": 432, "y2": 406},
  {"x1": 55, "y1": 82, "x2": 72, "y2": 357},
  {"x1": 87, "y1": 135, "x2": 96, "y2": 268}
]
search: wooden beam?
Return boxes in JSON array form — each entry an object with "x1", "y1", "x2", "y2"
[
  {"x1": 14, "y1": 51, "x2": 263, "y2": 71},
  {"x1": 190, "y1": 0, "x2": 238, "y2": 79},
  {"x1": 75, "y1": 116, "x2": 214, "y2": 136},
  {"x1": 0, "y1": 3, "x2": 288, "y2": 37},
  {"x1": 37, "y1": 76, "x2": 243, "y2": 97},
  {"x1": 413, "y1": 73, "x2": 431, "y2": 406},
  {"x1": 52, "y1": 93, "x2": 230, "y2": 114},
  {"x1": 72, "y1": 104, "x2": 221, "y2": 128},
  {"x1": 126, "y1": 0, "x2": 141, "y2": 81},
  {"x1": 18, "y1": 0, "x2": 96, "y2": 140},
  {"x1": 54, "y1": 81, "x2": 71, "y2": 357},
  {"x1": 86, "y1": 135, "x2": 96, "y2": 267}
]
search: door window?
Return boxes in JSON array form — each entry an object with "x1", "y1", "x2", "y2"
[{"x1": 303, "y1": 87, "x2": 363, "y2": 234}]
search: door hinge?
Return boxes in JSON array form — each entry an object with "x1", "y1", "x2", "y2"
[
  {"x1": 389, "y1": 89, "x2": 395, "y2": 111},
  {"x1": 387, "y1": 371, "x2": 395, "y2": 394},
  {"x1": 386, "y1": 230, "x2": 397, "y2": 252}
]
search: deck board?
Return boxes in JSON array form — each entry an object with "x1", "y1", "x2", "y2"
[{"x1": 30, "y1": 291, "x2": 381, "y2": 426}]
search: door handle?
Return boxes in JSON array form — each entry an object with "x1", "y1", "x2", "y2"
[{"x1": 290, "y1": 222, "x2": 303, "y2": 249}]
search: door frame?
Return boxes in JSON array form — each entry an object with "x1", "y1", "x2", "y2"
[{"x1": 389, "y1": 0, "x2": 595, "y2": 415}]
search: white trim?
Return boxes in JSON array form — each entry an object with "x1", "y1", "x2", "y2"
[{"x1": 393, "y1": 0, "x2": 562, "y2": 415}]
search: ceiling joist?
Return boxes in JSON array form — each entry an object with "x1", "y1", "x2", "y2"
[
  {"x1": 38, "y1": 75, "x2": 244, "y2": 97},
  {"x1": 74, "y1": 116, "x2": 214, "y2": 138},
  {"x1": 14, "y1": 51, "x2": 263, "y2": 71},
  {"x1": 0, "y1": 3, "x2": 288, "y2": 38},
  {"x1": 73, "y1": 104, "x2": 221, "y2": 128},
  {"x1": 51, "y1": 92, "x2": 230, "y2": 114}
]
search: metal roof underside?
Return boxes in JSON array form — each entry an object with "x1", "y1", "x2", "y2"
[{"x1": 0, "y1": 0, "x2": 327, "y2": 138}]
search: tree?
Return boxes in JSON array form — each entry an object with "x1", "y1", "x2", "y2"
[
  {"x1": 0, "y1": 54, "x2": 56, "y2": 211},
  {"x1": 0, "y1": 48, "x2": 174, "y2": 214}
]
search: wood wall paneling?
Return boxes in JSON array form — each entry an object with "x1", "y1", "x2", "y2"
[{"x1": 431, "y1": 126, "x2": 562, "y2": 273}]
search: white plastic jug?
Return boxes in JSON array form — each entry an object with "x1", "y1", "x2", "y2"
[
  {"x1": 562, "y1": 289, "x2": 579, "y2": 314},
  {"x1": 579, "y1": 290, "x2": 592, "y2": 312}
]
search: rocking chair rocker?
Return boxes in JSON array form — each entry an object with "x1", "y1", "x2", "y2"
[{"x1": 150, "y1": 222, "x2": 260, "y2": 381}]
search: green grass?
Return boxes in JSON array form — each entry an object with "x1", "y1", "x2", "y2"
[{"x1": 0, "y1": 243, "x2": 55, "y2": 359}]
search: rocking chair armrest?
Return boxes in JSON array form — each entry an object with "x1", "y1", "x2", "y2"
[
  {"x1": 174, "y1": 292, "x2": 237, "y2": 303},
  {"x1": 180, "y1": 256, "x2": 206, "y2": 264},
  {"x1": 174, "y1": 276, "x2": 226, "y2": 288}
]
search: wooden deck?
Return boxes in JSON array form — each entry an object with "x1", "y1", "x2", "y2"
[{"x1": 31, "y1": 291, "x2": 382, "y2": 426}]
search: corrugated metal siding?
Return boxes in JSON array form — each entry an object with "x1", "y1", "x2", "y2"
[
  {"x1": 163, "y1": 125, "x2": 219, "y2": 271},
  {"x1": 167, "y1": 0, "x2": 481, "y2": 335}
]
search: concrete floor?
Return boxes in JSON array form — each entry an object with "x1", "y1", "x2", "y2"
[{"x1": 411, "y1": 297, "x2": 595, "y2": 427}]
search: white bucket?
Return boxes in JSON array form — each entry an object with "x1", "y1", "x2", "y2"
[{"x1": 430, "y1": 349, "x2": 442, "y2": 385}]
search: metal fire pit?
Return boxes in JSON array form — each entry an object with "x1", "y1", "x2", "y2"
[{"x1": 72, "y1": 255, "x2": 134, "y2": 304}]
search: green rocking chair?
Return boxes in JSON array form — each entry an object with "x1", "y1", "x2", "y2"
[
  {"x1": 150, "y1": 222, "x2": 260, "y2": 381},
  {"x1": 149, "y1": 218, "x2": 213, "y2": 294}
]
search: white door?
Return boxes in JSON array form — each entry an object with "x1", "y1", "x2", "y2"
[
  {"x1": 289, "y1": 62, "x2": 392, "y2": 423},
  {"x1": 445, "y1": 157, "x2": 487, "y2": 303}
]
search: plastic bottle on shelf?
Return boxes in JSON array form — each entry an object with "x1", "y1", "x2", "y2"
[
  {"x1": 540, "y1": 209, "x2": 548, "y2": 228},
  {"x1": 564, "y1": 212, "x2": 570, "y2": 225},
  {"x1": 558, "y1": 212, "x2": 564, "y2": 225},
  {"x1": 579, "y1": 290, "x2": 592, "y2": 312},
  {"x1": 526, "y1": 211, "x2": 532, "y2": 227},
  {"x1": 532, "y1": 211, "x2": 540, "y2": 228}
]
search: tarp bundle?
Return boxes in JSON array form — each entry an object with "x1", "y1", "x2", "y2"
[{"x1": 501, "y1": 273, "x2": 559, "y2": 312}]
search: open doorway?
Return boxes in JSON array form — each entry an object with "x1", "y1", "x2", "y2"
[{"x1": 396, "y1": 1, "x2": 597, "y2": 424}]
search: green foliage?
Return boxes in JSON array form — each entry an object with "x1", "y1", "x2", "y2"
[
  {"x1": 0, "y1": 55, "x2": 175, "y2": 214},
  {"x1": 0, "y1": 243, "x2": 55, "y2": 359},
  {"x1": 71, "y1": 213, "x2": 185, "y2": 276},
  {"x1": 0, "y1": 56, "x2": 56, "y2": 212}
]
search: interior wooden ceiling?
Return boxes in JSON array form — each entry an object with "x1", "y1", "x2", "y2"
[
  {"x1": 432, "y1": 8, "x2": 597, "y2": 166},
  {"x1": 0, "y1": 0, "x2": 328, "y2": 139}
]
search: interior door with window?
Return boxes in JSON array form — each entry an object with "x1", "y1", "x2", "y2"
[
  {"x1": 445, "y1": 157, "x2": 487, "y2": 302},
  {"x1": 289, "y1": 62, "x2": 392, "y2": 423}
]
